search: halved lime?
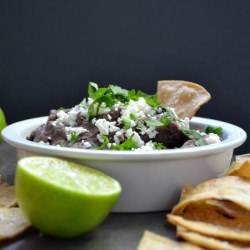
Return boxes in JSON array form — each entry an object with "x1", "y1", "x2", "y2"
[
  {"x1": 0, "y1": 108, "x2": 7, "y2": 143},
  {"x1": 15, "y1": 157, "x2": 122, "y2": 238}
]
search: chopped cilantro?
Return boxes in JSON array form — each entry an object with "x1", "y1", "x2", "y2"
[
  {"x1": 88, "y1": 92, "x2": 115, "y2": 120},
  {"x1": 86, "y1": 83, "x2": 160, "y2": 120},
  {"x1": 98, "y1": 135, "x2": 110, "y2": 150},
  {"x1": 203, "y1": 126, "x2": 223, "y2": 135},
  {"x1": 133, "y1": 90, "x2": 159, "y2": 108},
  {"x1": 109, "y1": 85, "x2": 129, "y2": 102},
  {"x1": 181, "y1": 127, "x2": 207, "y2": 146},
  {"x1": 163, "y1": 108, "x2": 177, "y2": 118},
  {"x1": 88, "y1": 82, "x2": 98, "y2": 94},
  {"x1": 160, "y1": 116, "x2": 171, "y2": 125},
  {"x1": 137, "y1": 121, "x2": 147, "y2": 132},
  {"x1": 145, "y1": 118, "x2": 164, "y2": 127},
  {"x1": 111, "y1": 135, "x2": 136, "y2": 150},
  {"x1": 57, "y1": 107, "x2": 66, "y2": 111},
  {"x1": 98, "y1": 134, "x2": 136, "y2": 150},
  {"x1": 69, "y1": 132, "x2": 79, "y2": 145},
  {"x1": 122, "y1": 113, "x2": 137, "y2": 130},
  {"x1": 153, "y1": 142, "x2": 168, "y2": 150},
  {"x1": 145, "y1": 116, "x2": 171, "y2": 127}
]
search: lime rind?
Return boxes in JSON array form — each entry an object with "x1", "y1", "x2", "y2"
[{"x1": 0, "y1": 107, "x2": 7, "y2": 143}]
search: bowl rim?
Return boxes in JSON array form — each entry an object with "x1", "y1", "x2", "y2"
[{"x1": 2, "y1": 116, "x2": 247, "y2": 161}]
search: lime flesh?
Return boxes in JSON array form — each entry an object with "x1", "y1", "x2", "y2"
[{"x1": 15, "y1": 157, "x2": 122, "y2": 238}]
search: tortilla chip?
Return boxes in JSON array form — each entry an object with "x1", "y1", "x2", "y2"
[
  {"x1": 0, "y1": 185, "x2": 17, "y2": 208},
  {"x1": 157, "y1": 80, "x2": 211, "y2": 119},
  {"x1": 236, "y1": 154, "x2": 250, "y2": 162},
  {"x1": 226, "y1": 159, "x2": 250, "y2": 178},
  {"x1": 179, "y1": 185, "x2": 194, "y2": 202},
  {"x1": 181, "y1": 201, "x2": 250, "y2": 231},
  {"x1": 171, "y1": 176, "x2": 250, "y2": 215},
  {"x1": 177, "y1": 227, "x2": 250, "y2": 250},
  {"x1": 164, "y1": 154, "x2": 250, "y2": 249},
  {"x1": 167, "y1": 214, "x2": 250, "y2": 242},
  {"x1": 137, "y1": 230, "x2": 203, "y2": 250},
  {"x1": 0, "y1": 207, "x2": 31, "y2": 240},
  {"x1": 205, "y1": 199, "x2": 249, "y2": 218}
]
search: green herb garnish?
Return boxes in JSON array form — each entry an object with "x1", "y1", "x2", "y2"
[
  {"x1": 69, "y1": 132, "x2": 79, "y2": 145},
  {"x1": 122, "y1": 113, "x2": 137, "y2": 130},
  {"x1": 145, "y1": 116, "x2": 171, "y2": 127},
  {"x1": 86, "y1": 82, "x2": 160, "y2": 120},
  {"x1": 203, "y1": 126, "x2": 223, "y2": 135},
  {"x1": 160, "y1": 116, "x2": 171, "y2": 125},
  {"x1": 59, "y1": 140, "x2": 65, "y2": 147},
  {"x1": 145, "y1": 118, "x2": 164, "y2": 127},
  {"x1": 137, "y1": 121, "x2": 147, "y2": 132},
  {"x1": 98, "y1": 135, "x2": 110, "y2": 150},
  {"x1": 181, "y1": 127, "x2": 207, "y2": 146},
  {"x1": 153, "y1": 142, "x2": 168, "y2": 150},
  {"x1": 111, "y1": 135, "x2": 136, "y2": 150}
]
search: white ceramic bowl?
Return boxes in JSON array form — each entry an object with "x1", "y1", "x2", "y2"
[{"x1": 2, "y1": 116, "x2": 247, "y2": 212}]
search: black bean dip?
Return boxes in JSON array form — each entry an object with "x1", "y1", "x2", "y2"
[{"x1": 27, "y1": 83, "x2": 221, "y2": 150}]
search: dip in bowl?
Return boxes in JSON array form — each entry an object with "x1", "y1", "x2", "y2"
[
  {"x1": 2, "y1": 117, "x2": 246, "y2": 212},
  {"x1": 1, "y1": 82, "x2": 247, "y2": 212}
]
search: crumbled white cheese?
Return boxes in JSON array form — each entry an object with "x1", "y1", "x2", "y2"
[
  {"x1": 87, "y1": 98, "x2": 94, "y2": 105},
  {"x1": 94, "y1": 119, "x2": 120, "y2": 135},
  {"x1": 130, "y1": 120, "x2": 137, "y2": 127},
  {"x1": 56, "y1": 109, "x2": 78, "y2": 126},
  {"x1": 125, "y1": 128, "x2": 145, "y2": 148},
  {"x1": 114, "y1": 129, "x2": 125, "y2": 145},
  {"x1": 88, "y1": 101, "x2": 111, "y2": 116},
  {"x1": 107, "y1": 114, "x2": 112, "y2": 120},
  {"x1": 81, "y1": 140, "x2": 92, "y2": 149},
  {"x1": 121, "y1": 97, "x2": 155, "y2": 120},
  {"x1": 65, "y1": 127, "x2": 88, "y2": 142},
  {"x1": 145, "y1": 127, "x2": 158, "y2": 139},
  {"x1": 65, "y1": 127, "x2": 88, "y2": 135},
  {"x1": 38, "y1": 141, "x2": 50, "y2": 145},
  {"x1": 206, "y1": 133, "x2": 221, "y2": 144},
  {"x1": 135, "y1": 141, "x2": 155, "y2": 151},
  {"x1": 97, "y1": 133, "x2": 104, "y2": 143}
]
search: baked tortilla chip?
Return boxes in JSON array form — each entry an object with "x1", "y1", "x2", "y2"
[
  {"x1": 236, "y1": 154, "x2": 250, "y2": 162},
  {"x1": 226, "y1": 159, "x2": 250, "y2": 178},
  {"x1": 205, "y1": 199, "x2": 250, "y2": 218},
  {"x1": 179, "y1": 185, "x2": 194, "y2": 202},
  {"x1": 0, "y1": 207, "x2": 31, "y2": 240},
  {"x1": 180, "y1": 201, "x2": 250, "y2": 232},
  {"x1": 0, "y1": 185, "x2": 17, "y2": 208},
  {"x1": 171, "y1": 176, "x2": 250, "y2": 215},
  {"x1": 177, "y1": 227, "x2": 250, "y2": 250},
  {"x1": 168, "y1": 214, "x2": 250, "y2": 242},
  {"x1": 0, "y1": 179, "x2": 30, "y2": 240},
  {"x1": 137, "y1": 230, "x2": 203, "y2": 250},
  {"x1": 165, "y1": 154, "x2": 250, "y2": 249},
  {"x1": 157, "y1": 80, "x2": 211, "y2": 119}
]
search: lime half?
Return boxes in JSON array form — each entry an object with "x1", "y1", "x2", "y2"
[
  {"x1": 15, "y1": 157, "x2": 122, "y2": 238},
  {"x1": 0, "y1": 108, "x2": 7, "y2": 143}
]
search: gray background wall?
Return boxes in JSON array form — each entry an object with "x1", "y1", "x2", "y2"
[{"x1": 1, "y1": 1, "x2": 249, "y2": 153}]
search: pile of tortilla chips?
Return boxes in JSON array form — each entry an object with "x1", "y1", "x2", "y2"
[
  {"x1": 0, "y1": 177, "x2": 31, "y2": 241},
  {"x1": 138, "y1": 155, "x2": 250, "y2": 250}
]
